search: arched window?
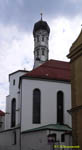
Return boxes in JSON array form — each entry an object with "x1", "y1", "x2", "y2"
[
  {"x1": 11, "y1": 98, "x2": 16, "y2": 127},
  {"x1": 61, "y1": 134, "x2": 65, "y2": 142},
  {"x1": 42, "y1": 48, "x2": 45, "y2": 55},
  {"x1": 33, "y1": 89, "x2": 41, "y2": 124},
  {"x1": 37, "y1": 35, "x2": 39, "y2": 42},
  {"x1": 42, "y1": 50, "x2": 44, "y2": 55},
  {"x1": 57, "y1": 91, "x2": 64, "y2": 124},
  {"x1": 42, "y1": 36, "x2": 44, "y2": 41},
  {"x1": 37, "y1": 50, "x2": 39, "y2": 57}
]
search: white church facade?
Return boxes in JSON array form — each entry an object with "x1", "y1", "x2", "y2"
[{"x1": 0, "y1": 17, "x2": 72, "y2": 150}]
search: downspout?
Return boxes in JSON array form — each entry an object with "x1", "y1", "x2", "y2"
[{"x1": 19, "y1": 78, "x2": 22, "y2": 150}]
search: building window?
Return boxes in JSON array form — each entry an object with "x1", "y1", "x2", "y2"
[
  {"x1": 11, "y1": 98, "x2": 16, "y2": 127},
  {"x1": 42, "y1": 36, "x2": 44, "y2": 41},
  {"x1": 37, "y1": 50, "x2": 39, "y2": 57},
  {"x1": 42, "y1": 50, "x2": 44, "y2": 55},
  {"x1": 13, "y1": 79, "x2": 15, "y2": 85},
  {"x1": 12, "y1": 131, "x2": 16, "y2": 145},
  {"x1": 48, "y1": 134, "x2": 56, "y2": 144},
  {"x1": 42, "y1": 48, "x2": 45, "y2": 55},
  {"x1": 42, "y1": 49, "x2": 44, "y2": 55},
  {"x1": 61, "y1": 134, "x2": 65, "y2": 142},
  {"x1": 33, "y1": 89, "x2": 41, "y2": 124},
  {"x1": 37, "y1": 35, "x2": 39, "y2": 42},
  {"x1": 57, "y1": 91, "x2": 64, "y2": 124},
  {"x1": 46, "y1": 37, "x2": 48, "y2": 40}
]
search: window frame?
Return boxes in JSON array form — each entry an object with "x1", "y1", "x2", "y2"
[
  {"x1": 42, "y1": 36, "x2": 44, "y2": 41},
  {"x1": 11, "y1": 98, "x2": 16, "y2": 127},
  {"x1": 13, "y1": 79, "x2": 15, "y2": 85},
  {"x1": 32, "y1": 89, "x2": 41, "y2": 124},
  {"x1": 37, "y1": 50, "x2": 39, "y2": 57},
  {"x1": 61, "y1": 134, "x2": 65, "y2": 142},
  {"x1": 37, "y1": 35, "x2": 39, "y2": 42},
  {"x1": 57, "y1": 91, "x2": 64, "y2": 124}
]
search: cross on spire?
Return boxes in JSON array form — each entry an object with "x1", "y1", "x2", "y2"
[{"x1": 40, "y1": 13, "x2": 43, "y2": 20}]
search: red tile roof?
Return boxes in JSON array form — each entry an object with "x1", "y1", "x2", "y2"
[
  {"x1": 23, "y1": 60, "x2": 70, "y2": 82},
  {"x1": 0, "y1": 110, "x2": 5, "y2": 116}
]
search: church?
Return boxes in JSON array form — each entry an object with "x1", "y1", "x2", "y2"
[{"x1": 0, "y1": 16, "x2": 72, "y2": 150}]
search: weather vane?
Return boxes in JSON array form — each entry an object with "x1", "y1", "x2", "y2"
[{"x1": 40, "y1": 13, "x2": 43, "y2": 20}]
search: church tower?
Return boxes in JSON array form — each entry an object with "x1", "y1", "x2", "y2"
[{"x1": 33, "y1": 15, "x2": 50, "y2": 68}]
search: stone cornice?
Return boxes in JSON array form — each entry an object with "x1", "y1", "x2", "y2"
[
  {"x1": 67, "y1": 44, "x2": 82, "y2": 61},
  {"x1": 68, "y1": 105, "x2": 82, "y2": 113}
]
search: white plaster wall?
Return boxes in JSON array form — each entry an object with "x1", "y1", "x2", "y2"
[
  {"x1": 21, "y1": 79, "x2": 71, "y2": 132},
  {"x1": 21, "y1": 130, "x2": 72, "y2": 150},
  {"x1": 21, "y1": 130, "x2": 51, "y2": 150},
  {"x1": 5, "y1": 95, "x2": 11, "y2": 129},
  {"x1": 5, "y1": 71, "x2": 27, "y2": 129},
  {"x1": 9, "y1": 71, "x2": 27, "y2": 96},
  {"x1": 65, "y1": 134, "x2": 72, "y2": 147},
  {"x1": 0, "y1": 128, "x2": 20, "y2": 150}
]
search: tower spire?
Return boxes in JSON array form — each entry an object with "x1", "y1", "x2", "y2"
[
  {"x1": 40, "y1": 13, "x2": 43, "y2": 21},
  {"x1": 33, "y1": 17, "x2": 50, "y2": 69}
]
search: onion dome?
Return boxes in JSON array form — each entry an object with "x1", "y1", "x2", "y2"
[{"x1": 33, "y1": 19, "x2": 50, "y2": 36}]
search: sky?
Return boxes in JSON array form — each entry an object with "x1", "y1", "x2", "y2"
[{"x1": 0, "y1": 0, "x2": 82, "y2": 111}]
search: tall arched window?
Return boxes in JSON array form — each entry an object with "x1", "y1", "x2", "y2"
[
  {"x1": 37, "y1": 35, "x2": 39, "y2": 42},
  {"x1": 57, "y1": 91, "x2": 64, "y2": 124},
  {"x1": 33, "y1": 89, "x2": 41, "y2": 124},
  {"x1": 11, "y1": 98, "x2": 16, "y2": 127}
]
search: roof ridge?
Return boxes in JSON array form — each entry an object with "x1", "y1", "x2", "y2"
[
  {"x1": 49, "y1": 59, "x2": 69, "y2": 63},
  {"x1": 22, "y1": 123, "x2": 72, "y2": 134},
  {"x1": 40, "y1": 65, "x2": 70, "y2": 70},
  {"x1": 21, "y1": 59, "x2": 70, "y2": 82}
]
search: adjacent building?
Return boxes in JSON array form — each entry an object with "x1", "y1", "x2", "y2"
[
  {"x1": 0, "y1": 110, "x2": 5, "y2": 131},
  {"x1": 68, "y1": 29, "x2": 82, "y2": 149}
]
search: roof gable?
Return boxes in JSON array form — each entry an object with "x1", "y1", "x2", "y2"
[{"x1": 23, "y1": 60, "x2": 70, "y2": 82}]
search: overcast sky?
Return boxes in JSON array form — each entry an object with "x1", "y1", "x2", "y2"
[{"x1": 0, "y1": 0, "x2": 82, "y2": 111}]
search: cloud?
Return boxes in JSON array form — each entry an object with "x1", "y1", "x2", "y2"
[
  {"x1": 0, "y1": 0, "x2": 82, "y2": 31},
  {"x1": 49, "y1": 16, "x2": 82, "y2": 61},
  {"x1": 0, "y1": 8, "x2": 82, "y2": 111},
  {"x1": 0, "y1": 24, "x2": 34, "y2": 111}
]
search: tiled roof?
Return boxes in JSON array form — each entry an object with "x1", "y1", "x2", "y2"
[
  {"x1": 22, "y1": 124, "x2": 72, "y2": 133},
  {"x1": 23, "y1": 60, "x2": 70, "y2": 82},
  {"x1": 0, "y1": 110, "x2": 5, "y2": 116}
]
